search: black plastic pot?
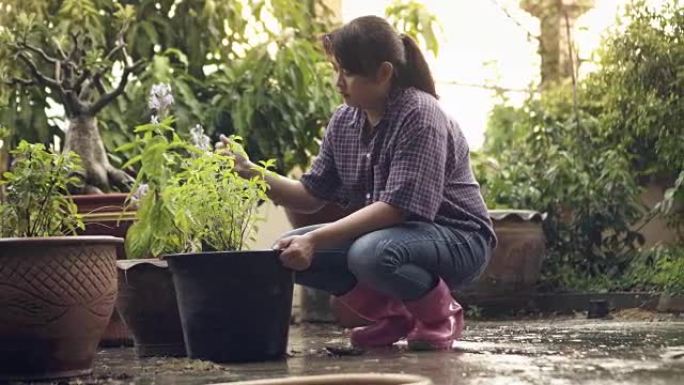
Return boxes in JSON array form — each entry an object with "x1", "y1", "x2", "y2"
[
  {"x1": 116, "y1": 259, "x2": 186, "y2": 357},
  {"x1": 587, "y1": 299, "x2": 610, "y2": 319},
  {"x1": 165, "y1": 250, "x2": 294, "y2": 363}
]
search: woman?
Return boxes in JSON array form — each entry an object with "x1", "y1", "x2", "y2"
[{"x1": 220, "y1": 15, "x2": 495, "y2": 350}]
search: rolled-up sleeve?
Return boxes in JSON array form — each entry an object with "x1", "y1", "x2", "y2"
[
  {"x1": 377, "y1": 110, "x2": 446, "y2": 221},
  {"x1": 300, "y1": 122, "x2": 341, "y2": 202}
]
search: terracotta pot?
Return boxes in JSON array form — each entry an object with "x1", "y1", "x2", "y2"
[
  {"x1": 463, "y1": 210, "x2": 546, "y2": 295},
  {"x1": 211, "y1": 373, "x2": 433, "y2": 385},
  {"x1": 116, "y1": 259, "x2": 186, "y2": 357},
  {"x1": 0, "y1": 236, "x2": 121, "y2": 381},
  {"x1": 73, "y1": 193, "x2": 135, "y2": 255},
  {"x1": 72, "y1": 193, "x2": 136, "y2": 346},
  {"x1": 72, "y1": 193, "x2": 130, "y2": 214}
]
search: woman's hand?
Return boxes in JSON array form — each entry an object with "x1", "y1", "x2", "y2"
[
  {"x1": 274, "y1": 234, "x2": 316, "y2": 271},
  {"x1": 215, "y1": 134, "x2": 257, "y2": 179}
]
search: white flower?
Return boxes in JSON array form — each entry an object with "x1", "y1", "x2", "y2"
[
  {"x1": 148, "y1": 83, "x2": 174, "y2": 116},
  {"x1": 131, "y1": 183, "x2": 149, "y2": 202},
  {"x1": 190, "y1": 124, "x2": 211, "y2": 152}
]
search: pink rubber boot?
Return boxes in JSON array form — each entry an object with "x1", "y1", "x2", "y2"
[
  {"x1": 335, "y1": 284, "x2": 414, "y2": 348},
  {"x1": 404, "y1": 279, "x2": 464, "y2": 350}
]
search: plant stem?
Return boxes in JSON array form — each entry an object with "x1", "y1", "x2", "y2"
[{"x1": 31, "y1": 158, "x2": 61, "y2": 236}]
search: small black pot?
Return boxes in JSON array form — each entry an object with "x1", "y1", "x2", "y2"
[
  {"x1": 165, "y1": 250, "x2": 294, "y2": 363},
  {"x1": 116, "y1": 259, "x2": 186, "y2": 357},
  {"x1": 587, "y1": 299, "x2": 610, "y2": 319}
]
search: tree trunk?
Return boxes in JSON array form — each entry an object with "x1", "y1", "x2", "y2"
[
  {"x1": 520, "y1": 0, "x2": 595, "y2": 88},
  {"x1": 63, "y1": 115, "x2": 133, "y2": 194}
]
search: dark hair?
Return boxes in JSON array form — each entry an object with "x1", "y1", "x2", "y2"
[{"x1": 322, "y1": 16, "x2": 437, "y2": 98}]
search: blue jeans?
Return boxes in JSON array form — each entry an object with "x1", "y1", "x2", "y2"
[{"x1": 280, "y1": 222, "x2": 492, "y2": 301}]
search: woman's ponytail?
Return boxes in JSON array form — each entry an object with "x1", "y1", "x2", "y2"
[{"x1": 399, "y1": 34, "x2": 437, "y2": 99}]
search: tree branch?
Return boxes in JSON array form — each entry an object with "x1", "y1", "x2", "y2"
[
  {"x1": 4, "y1": 77, "x2": 35, "y2": 87},
  {"x1": 64, "y1": 89, "x2": 89, "y2": 116},
  {"x1": 104, "y1": 43, "x2": 125, "y2": 63},
  {"x1": 15, "y1": 53, "x2": 81, "y2": 116},
  {"x1": 79, "y1": 38, "x2": 125, "y2": 98},
  {"x1": 93, "y1": 74, "x2": 107, "y2": 95},
  {"x1": 72, "y1": 68, "x2": 91, "y2": 93},
  {"x1": 54, "y1": 41, "x2": 69, "y2": 61},
  {"x1": 81, "y1": 47, "x2": 122, "y2": 97},
  {"x1": 17, "y1": 52, "x2": 62, "y2": 90},
  {"x1": 19, "y1": 42, "x2": 60, "y2": 65},
  {"x1": 68, "y1": 32, "x2": 81, "y2": 62},
  {"x1": 489, "y1": 0, "x2": 541, "y2": 43},
  {"x1": 87, "y1": 59, "x2": 143, "y2": 115}
]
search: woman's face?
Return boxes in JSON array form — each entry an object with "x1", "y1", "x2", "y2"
[{"x1": 331, "y1": 58, "x2": 388, "y2": 110}]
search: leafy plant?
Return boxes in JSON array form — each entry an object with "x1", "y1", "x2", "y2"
[
  {"x1": 164, "y1": 143, "x2": 273, "y2": 252},
  {"x1": 478, "y1": 0, "x2": 683, "y2": 291},
  {"x1": 207, "y1": 37, "x2": 339, "y2": 174},
  {"x1": 122, "y1": 85, "x2": 273, "y2": 259},
  {"x1": 0, "y1": 141, "x2": 83, "y2": 237},
  {"x1": 585, "y1": 0, "x2": 684, "y2": 179},
  {"x1": 626, "y1": 246, "x2": 684, "y2": 294},
  {"x1": 480, "y1": 83, "x2": 647, "y2": 290},
  {"x1": 651, "y1": 247, "x2": 684, "y2": 294},
  {"x1": 385, "y1": 0, "x2": 441, "y2": 56}
]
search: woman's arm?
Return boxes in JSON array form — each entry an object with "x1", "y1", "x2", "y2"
[
  {"x1": 275, "y1": 201, "x2": 405, "y2": 270},
  {"x1": 261, "y1": 171, "x2": 326, "y2": 214},
  {"x1": 218, "y1": 135, "x2": 325, "y2": 213},
  {"x1": 307, "y1": 201, "x2": 404, "y2": 248}
]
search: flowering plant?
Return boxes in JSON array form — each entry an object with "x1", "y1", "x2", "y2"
[{"x1": 120, "y1": 84, "x2": 274, "y2": 258}]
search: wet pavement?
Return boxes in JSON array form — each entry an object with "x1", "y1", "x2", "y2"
[{"x1": 15, "y1": 313, "x2": 684, "y2": 385}]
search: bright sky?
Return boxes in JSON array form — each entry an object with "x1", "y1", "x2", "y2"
[{"x1": 341, "y1": 0, "x2": 669, "y2": 150}]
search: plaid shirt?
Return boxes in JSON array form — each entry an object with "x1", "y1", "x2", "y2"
[{"x1": 300, "y1": 87, "x2": 496, "y2": 245}]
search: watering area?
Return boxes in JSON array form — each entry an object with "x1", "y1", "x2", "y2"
[{"x1": 21, "y1": 311, "x2": 684, "y2": 385}]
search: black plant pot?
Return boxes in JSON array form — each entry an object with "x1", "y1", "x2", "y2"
[
  {"x1": 116, "y1": 259, "x2": 186, "y2": 357},
  {"x1": 165, "y1": 250, "x2": 294, "y2": 363}
]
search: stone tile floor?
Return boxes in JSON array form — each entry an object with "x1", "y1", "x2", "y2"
[{"x1": 13, "y1": 310, "x2": 684, "y2": 385}]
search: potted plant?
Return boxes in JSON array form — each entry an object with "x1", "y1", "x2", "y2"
[
  {"x1": 117, "y1": 85, "x2": 293, "y2": 362},
  {"x1": 0, "y1": 141, "x2": 121, "y2": 381},
  {"x1": 162, "y1": 145, "x2": 292, "y2": 363},
  {"x1": 112, "y1": 85, "x2": 187, "y2": 358},
  {"x1": 115, "y1": 255, "x2": 186, "y2": 357}
]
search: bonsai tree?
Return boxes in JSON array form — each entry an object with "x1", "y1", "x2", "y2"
[
  {"x1": 122, "y1": 85, "x2": 273, "y2": 258},
  {"x1": 0, "y1": 0, "x2": 339, "y2": 182},
  {"x1": 0, "y1": 140, "x2": 84, "y2": 237},
  {"x1": 0, "y1": 4, "x2": 142, "y2": 193}
]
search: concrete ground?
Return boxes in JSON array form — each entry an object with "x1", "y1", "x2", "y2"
[{"x1": 19, "y1": 311, "x2": 684, "y2": 385}]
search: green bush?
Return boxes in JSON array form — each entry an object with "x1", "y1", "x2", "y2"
[
  {"x1": 479, "y1": 0, "x2": 683, "y2": 291},
  {"x1": 626, "y1": 245, "x2": 684, "y2": 294},
  {"x1": 479, "y1": 84, "x2": 646, "y2": 290}
]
